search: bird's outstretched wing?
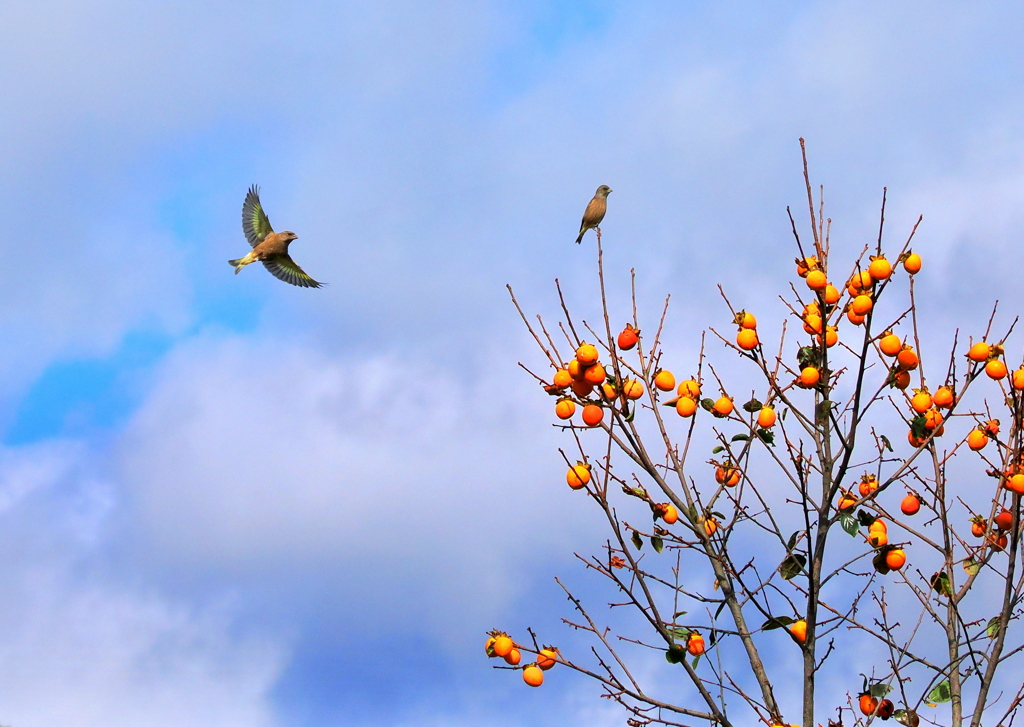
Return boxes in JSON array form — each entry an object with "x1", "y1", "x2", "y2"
[
  {"x1": 242, "y1": 185, "x2": 274, "y2": 248},
  {"x1": 262, "y1": 255, "x2": 322, "y2": 288}
]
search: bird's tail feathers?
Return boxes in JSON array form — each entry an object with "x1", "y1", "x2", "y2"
[
  {"x1": 228, "y1": 258, "x2": 247, "y2": 274},
  {"x1": 575, "y1": 231, "x2": 585, "y2": 244}
]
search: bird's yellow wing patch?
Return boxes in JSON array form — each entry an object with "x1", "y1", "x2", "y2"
[
  {"x1": 242, "y1": 185, "x2": 274, "y2": 248},
  {"x1": 262, "y1": 255, "x2": 322, "y2": 288}
]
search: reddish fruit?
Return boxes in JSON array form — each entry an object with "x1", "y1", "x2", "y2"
[
  {"x1": 877, "y1": 699, "x2": 895, "y2": 720},
  {"x1": 860, "y1": 694, "x2": 879, "y2": 716},
  {"x1": 994, "y1": 509, "x2": 1013, "y2": 531},
  {"x1": 972, "y1": 519, "x2": 987, "y2": 538},
  {"x1": 582, "y1": 404, "x2": 604, "y2": 427},
  {"x1": 713, "y1": 396, "x2": 734, "y2": 416},
  {"x1": 837, "y1": 493, "x2": 857, "y2": 512},
  {"x1": 789, "y1": 619, "x2": 807, "y2": 643},
  {"x1": 583, "y1": 362, "x2": 607, "y2": 384},
  {"x1": 622, "y1": 380, "x2": 644, "y2": 400},
  {"x1": 908, "y1": 430, "x2": 928, "y2": 448},
  {"x1": 968, "y1": 342, "x2": 991, "y2": 362},
  {"x1": 676, "y1": 397, "x2": 697, "y2": 417},
  {"x1": 686, "y1": 632, "x2": 705, "y2": 656},
  {"x1": 663, "y1": 504, "x2": 679, "y2": 524},
  {"x1": 757, "y1": 407, "x2": 777, "y2": 428},
  {"x1": 796, "y1": 256, "x2": 818, "y2": 277},
  {"x1": 847, "y1": 308, "x2": 866, "y2": 326},
  {"x1": 852, "y1": 294, "x2": 874, "y2": 315},
  {"x1": 869, "y1": 256, "x2": 892, "y2": 281},
  {"x1": 617, "y1": 326, "x2": 639, "y2": 350},
  {"x1": 567, "y1": 359, "x2": 586, "y2": 380},
  {"x1": 799, "y1": 366, "x2": 820, "y2": 387},
  {"x1": 1005, "y1": 473, "x2": 1024, "y2": 494},
  {"x1": 879, "y1": 333, "x2": 902, "y2": 356},
  {"x1": 900, "y1": 494, "x2": 921, "y2": 516},
  {"x1": 537, "y1": 648, "x2": 558, "y2": 670},
  {"x1": 566, "y1": 463, "x2": 591, "y2": 489},
  {"x1": 903, "y1": 252, "x2": 922, "y2": 274},
  {"x1": 990, "y1": 533, "x2": 1009, "y2": 551},
  {"x1": 522, "y1": 664, "x2": 544, "y2": 687},
  {"x1": 716, "y1": 465, "x2": 741, "y2": 487},
  {"x1": 897, "y1": 347, "x2": 919, "y2": 371},
  {"x1": 986, "y1": 359, "x2": 1008, "y2": 380},
  {"x1": 554, "y1": 399, "x2": 576, "y2": 420},
  {"x1": 493, "y1": 635, "x2": 514, "y2": 658},
  {"x1": 824, "y1": 284, "x2": 841, "y2": 305},
  {"x1": 933, "y1": 385, "x2": 954, "y2": 408},
  {"x1": 985, "y1": 420, "x2": 1001, "y2": 436},
  {"x1": 893, "y1": 370, "x2": 911, "y2": 390},
  {"x1": 967, "y1": 428, "x2": 988, "y2": 451},
  {"x1": 806, "y1": 270, "x2": 827, "y2": 291},
  {"x1": 703, "y1": 518, "x2": 718, "y2": 536},
  {"x1": 923, "y1": 409, "x2": 943, "y2": 430},
  {"x1": 885, "y1": 549, "x2": 907, "y2": 570},
  {"x1": 571, "y1": 380, "x2": 594, "y2": 397},
  {"x1": 737, "y1": 328, "x2": 759, "y2": 350},
  {"x1": 677, "y1": 379, "x2": 701, "y2": 398},
  {"x1": 859, "y1": 476, "x2": 878, "y2": 497},
  {"x1": 654, "y1": 370, "x2": 676, "y2": 391},
  {"x1": 576, "y1": 343, "x2": 599, "y2": 365},
  {"x1": 504, "y1": 648, "x2": 522, "y2": 666}
]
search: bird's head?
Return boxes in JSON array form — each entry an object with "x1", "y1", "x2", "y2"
[
  {"x1": 283, "y1": 231, "x2": 298, "y2": 243},
  {"x1": 597, "y1": 185, "x2": 612, "y2": 197}
]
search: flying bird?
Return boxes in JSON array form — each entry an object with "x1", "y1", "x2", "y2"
[
  {"x1": 228, "y1": 185, "x2": 322, "y2": 288},
  {"x1": 575, "y1": 185, "x2": 612, "y2": 244}
]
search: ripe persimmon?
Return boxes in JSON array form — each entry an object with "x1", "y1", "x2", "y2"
[
  {"x1": 703, "y1": 518, "x2": 718, "y2": 536},
  {"x1": 504, "y1": 648, "x2": 522, "y2": 666},
  {"x1": 923, "y1": 409, "x2": 943, "y2": 430},
  {"x1": 617, "y1": 325, "x2": 639, "y2": 350},
  {"x1": 622, "y1": 380, "x2": 644, "y2": 400},
  {"x1": 885, "y1": 549, "x2": 906, "y2": 570},
  {"x1": 566, "y1": 463, "x2": 591, "y2": 489},
  {"x1": 554, "y1": 399, "x2": 576, "y2": 420},
  {"x1": 601, "y1": 382, "x2": 617, "y2": 399},
  {"x1": 911, "y1": 390, "x2": 932, "y2": 413},
  {"x1": 824, "y1": 284, "x2": 841, "y2": 305},
  {"x1": 796, "y1": 256, "x2": 818, "y2": 277},
  {"x1": 1013, "y1": 367, "x2": 1024, "y2": 390},
  {"x1": 583, "y1": 362, "x2": 607, "y2": 384},
  {"x1": 858, "y1": 476, "x2": 878, "y2": 497},
  {"x1": 735, "y1": 310, "x2": 757, "y2": 329},
  {"x1": 933, "y1": 385, "x2": 954, "y2": 408},
  {"x1": 713, "y1": 396, "x2": 734, "y2": 416},
  {"x1": 485, "y1": 636, "x2": 497, "y2": 656},
  {"x1": 582, "y1": 404, "x2": 604, "y2": 427},
  {"x1": 576, "y1": 343, "x2": 599, "y2": 365},
  {"x1": 908, "y1": 429, "x2": 928, "y2": 447},
  {"x1": 537, "y1": 648, "x2": 558, "y2": 670},
  {"x1": 806, "y1": 270, "x2": 827, "y2": 291},
  {"x1": 821, "y1": 326, "x2": 838, "y2": 348},
  {"x1": 676, "y1": 397, "x2": 697, "y2": 417},
  {"x1": 968, "y1": 341, "x2": 990, "y2": 362},
  {"x1": 803, "y1": 314, "x2": 823, "y2": 335},
  {"x1": 737, "y1": 328, "x2": 759, "y2": 350},
  {"x1": 789, "y1": 619, "x2": 807, "y2": 643},
  {"x1": 799, "y1": 366, "x2": 820, "y2": 387},
  {"x1": 985, "y1": 419, "x2": 999, "y2": 435},
  {"x1": 686, "y1": 632, "x2": 705, "y2": 656},
  {"x1": 986, "y1": 358, "x2": 1008, "y2": 380},
  {"x1": 851, "y1": 294, "x2": 873, "y2": 316},
  {"x1": 837, "y1": 492, "x2": 857, "y2": 512},
  {"x1": 903, "y1": 252, "x2": 922, "y2": 273},
  {"x1": 967, "y1": 428, "x2": 988, "y2": 451},
  {"x1": 879, "y1": 333, "x2": 902, "y2": 356},
  {"x1": 859, "y1": 694, "x2": 879, "y2": 716},
  {"x1": 994, "y1": 509, "x2": 1013, "y2": 531},
  {"x1": 869, "y1": 255, "x2": 892, "y2": 280},
  {"x1": 663, "y1": 504, "x2": 679, "y2": 524},
  {"x1": 868, "y1": 518, "x2": 887, "y2": 535},
  {"x1": 849, "y1": 269, "x2": 874, "y2": 294},
  {"x1": 847, "y1": 308, "x2": 866, "y2": 326},
  {"x1": 897, "y1": 347, "x2": 919, "y2": 370},
  {"x1": 901, "y1": 493, "x2": 921, "y2": 516},
  {"x1": 493, "y1": 635, "x2": 514, "y2": 658},
  {"x1": 715, "y1": 465, "x2": 741, "y2": 487},
  {"x1": 654, "y1": 370, "x2": 676, "y2": 391},
  {"x1": 757, "y1": 406, "x2": 777, "y2": 428},
  {"x1": 1005, "y1": 473, "x2": 1024, "y2": 494},
  {"x1": 678, "y1": 379, "x2": 701, "y2": 398},
  {"x1": 567, "y1": 359, "x2": 586, "y2": 380},
  {"x1": 552, "y1": 369, "x2": 572, "y2": 388},
  {"x1": 877, "y1": 700, "x2": 895, "y2": 720},
  {"x1": 522, "y1": 664, "x2": 544, "y2": 687},
  {"x1": 893, "y1": 370, "x2": 911, "y2": 390},
  {"x1": 971, "y1": 518, "x2": 987, "y2": 538},
  {"x1": 990, "y1": 533, "x2": 1009, "y2": 551},
  {"x1": 571, "y1": 380, "x2": 594, "y2": 397}
]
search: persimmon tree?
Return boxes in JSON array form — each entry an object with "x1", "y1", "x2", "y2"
[{"x1": 488, "y1": 142, "x2": 1024, "y2": 727}]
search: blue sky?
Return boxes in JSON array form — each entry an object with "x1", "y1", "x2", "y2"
[{"x1": 2, "y1": 2, "x2": 1024, "y2": 724}]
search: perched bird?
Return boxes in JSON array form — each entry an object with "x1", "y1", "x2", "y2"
[
  {"x1": 228, "y1": 185, "x2": 322, "y2": 288},
  {"x1": 575, "y1": 185, "x2": 612, "y2": 244}
]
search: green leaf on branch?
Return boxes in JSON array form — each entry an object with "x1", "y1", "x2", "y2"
[
  {"x1": 797, "y1": 346, "x2": 817, "y2": 369},
  {"x1": 731, "y1": 433, "x2": 750, "y2": 442},
  {"x1": 665, "y1": 645, "x2": 686, "y2": 664},
  {"x1": 631, "y1": 531, "x2": 643, "y2": 550},
  {"x1": 894, "y1": 709, "x2": 920, "y2": 727},
  {"x1": 881, "y1": 435, "x2": 893, "y2": 453},
  {"x1": 691, "y1": 655, "x2": 701, "y2": 669},
  {"x1": 711, "y1": 445, "x2": 725, "y2": 454},
  {"x1": 782, "y1": 408, "x2": 788, "y2": 421},
  {"x1": 787, "y1": 530, "x2": 801, "y2": 551},
  {"x1": 926, "y1": 680, "x2": 952, "y2": 705},
  {"x1": 869, "y1": 682, "x2": 893, "y2": 698},
  {"x1": 840, "y1": 513, "x2": 860, "y2": 537},
  {"x1": 779, "y1": 553, "x2": 806, "y2": 580},
  {"x1": 930, "y1": 571, "x2": 952, "y2": 597},
  {"x1": 910, "y1": 415, "x2": 928, "y2": 441},
  {"x1": 857, "y1": 510, "x2": 877, "y2": 527},
  {"x1": 757, "y1": 428, "x2": 775, "y2": 445},
  {"x1": 964, "y1": 559, "x2": 981, "y2": 575},
  {"x1": 986, "y1": 617, "x2": 1002, "y2": 639},
  {"x1": 651, "y1": 536, "x2": 664, "y2": 553},
  {"x1": 761, "y1": 615, "x2": 795, "y2": 631},
  {"x1": 700, "y1": 398, "x2": 715, "y2": 412},
  {"x1": 742, "y1": 398, "x2": 762, "y2": 413}
]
